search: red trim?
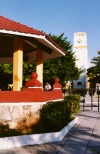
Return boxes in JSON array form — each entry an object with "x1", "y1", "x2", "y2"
[{"x1": 0, "y1": 90, "x2": 63, "y2": 103}]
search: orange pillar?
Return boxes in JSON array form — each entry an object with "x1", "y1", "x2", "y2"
[
  {"x1": 36, "y1": 48, "x2": 43, "y2": 86},
  {"x1": 13, "y1": 37, "x2": 23, "y2": 91}
]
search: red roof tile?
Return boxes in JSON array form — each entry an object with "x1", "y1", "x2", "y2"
[
  {"x1": 0, "y1": 16, "x2": 45, "y2": 36},
  {"x1": 0, "y1": 16, "x2": 66, "y2": 54}
]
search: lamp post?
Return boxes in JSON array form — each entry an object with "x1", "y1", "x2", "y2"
[{"x1": 97, "y1": 86, "x2": 100, "y2": 112}]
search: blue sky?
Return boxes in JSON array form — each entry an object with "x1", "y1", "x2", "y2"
[{"x1": 0, "y1": 0, "x2": 100, "y2": 61}]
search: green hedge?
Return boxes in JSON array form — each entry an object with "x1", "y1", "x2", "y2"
[
  {"x1": 64, "y1": 95, "x2": 80, "y2": 114},
  {"x1": 40, "y1": 95, "x2": 80, "y2": 132}
]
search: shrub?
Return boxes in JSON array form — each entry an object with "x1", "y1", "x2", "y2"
[
  {"x1": 64, "y1": 95, "x2": 80, "y2": 114},
  {"x1": 40, "y1": 100, "x2": 75, "y2": 132},
  {"x1": 0, "y1": 123, "x2": 20, "y2": 137}
]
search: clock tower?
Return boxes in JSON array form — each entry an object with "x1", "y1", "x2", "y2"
[{"x1": 73, "y1": 32, "x2": 88, "y2": 88}]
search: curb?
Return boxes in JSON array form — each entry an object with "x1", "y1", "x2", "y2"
[{"x1": 0, "y1": 117, "x2": 78, "y2": 150}]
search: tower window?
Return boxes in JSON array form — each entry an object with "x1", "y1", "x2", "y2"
[{"x1": 77, "y1": 82, "x2": 82, "y2": 85}]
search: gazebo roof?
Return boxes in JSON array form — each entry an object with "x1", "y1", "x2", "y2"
[{"x1": 0, "y1": 16, "x2": 66, "y2": 63}]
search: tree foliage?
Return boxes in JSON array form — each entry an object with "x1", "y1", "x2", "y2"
[
  {"x1": 43, "y1": 33, "x2": 82, "y2": 86},
  {"x1": 87, "y1": 51, "x2": 100, "y2": 84},
  {"x1": 0, "y1": 64, "x2": 13, "y2": 89},
  {"x1": 23, "y1": 63, "x2": 36, "y2": 85},
  {"x1": 0, "y1": 63, "x2": 36, "y2": 87}
]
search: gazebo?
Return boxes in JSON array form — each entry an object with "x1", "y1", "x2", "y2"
[
  {"x1": 0, "y1": 16, "x2": 66, "y2": 132},
  {"x1": 0, "y1": 16, "x2": 66, "y2": 91}
]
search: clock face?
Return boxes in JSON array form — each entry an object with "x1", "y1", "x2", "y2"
[{"x1": 77, "y1": 39, "x2": 82, "y2": 44}]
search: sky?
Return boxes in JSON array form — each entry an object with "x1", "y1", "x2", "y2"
[{"x1": 0, "y1": 0, "x2": 100, "y2": 61}]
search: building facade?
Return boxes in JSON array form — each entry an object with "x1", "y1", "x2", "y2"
[{"x1": 73, "y1": 32, "x2": 88, "y2": 88}]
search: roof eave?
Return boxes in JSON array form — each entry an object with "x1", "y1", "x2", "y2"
[{"x1": 0, "y1": 29, "x2": 65, "y2": 56}]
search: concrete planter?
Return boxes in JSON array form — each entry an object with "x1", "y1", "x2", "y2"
[{"x1": 0, "y1": 116, "x2": 78, "y2": 150}]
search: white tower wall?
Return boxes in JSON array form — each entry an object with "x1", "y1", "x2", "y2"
[{"x1": 73, "y1": 32, "x2": 88, "y2": 88}]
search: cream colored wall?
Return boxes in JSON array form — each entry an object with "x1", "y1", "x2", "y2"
[
  {"x1": 36, "y1": 49, "x2": 43, "y2": 85},
  {"x1": 13, "y1": 37, "x2": 23, "y2": 91}
]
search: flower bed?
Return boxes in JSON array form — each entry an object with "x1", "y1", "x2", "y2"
[{"x1": 0, "y1": 116, "x2": 78, "y2": 150}]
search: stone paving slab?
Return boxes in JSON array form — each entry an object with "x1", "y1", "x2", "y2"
[
  {"x1": 86, "y1": 146, "x2": 100, "y2": 154},
  {"x1": 58, "y1": 144, "x2": 86, "y2": 154}
]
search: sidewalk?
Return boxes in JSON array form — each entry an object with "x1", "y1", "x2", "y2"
[{"x1": 0, "y1": 108, "x2": 100, "y2": 153}]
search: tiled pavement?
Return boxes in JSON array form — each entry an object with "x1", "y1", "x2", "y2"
[{"x1": 0, "y1": 105, "x2": 100, "y2": 154}]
